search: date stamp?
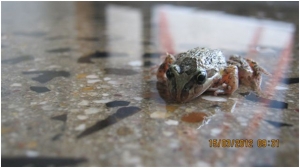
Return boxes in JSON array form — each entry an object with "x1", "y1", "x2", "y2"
[{"x1": 209, "y1": 139, "x2": 280, "y2": 148}]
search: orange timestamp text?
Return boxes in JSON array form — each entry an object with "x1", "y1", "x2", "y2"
[{"x1": 209, "y1": 139, "x2": 280, "y2": 148}]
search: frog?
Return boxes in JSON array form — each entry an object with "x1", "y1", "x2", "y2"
[{"x1": 157, "y1": 47, "x2": 270, "y2": 103}]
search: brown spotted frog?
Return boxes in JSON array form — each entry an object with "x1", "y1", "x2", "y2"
[{"x1": 157, "y1": 47, "x2": 270, "y2": 103}]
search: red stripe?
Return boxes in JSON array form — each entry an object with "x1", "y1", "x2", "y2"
[
  {"x1": 159, "y1": 10, "x2": 175, "y2": 55},
  {"x1": 247, "y1": 26, "x2": 264, "y2": 59},
  {"x1": 231, "y1": 36, "x2": 293, "y2": 166}
]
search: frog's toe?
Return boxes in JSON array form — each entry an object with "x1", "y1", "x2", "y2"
[
  {"x1": 209, "y1": 83, "x2": 228, "y2": 96},
  {"x1": 214, "y1": 89, "x2": 224, "y2": 96},
  {"x1": 156, "y1": 53, "x2": 176, "y2": 82},
  {"x1": 219, "y1": 65, "x2": 239, "y2": 95},
  {"x1": 213, "y1": 86, "x2": 232, "y2": 96},
  {"x1": 214, "y1": 85, "x2": 235, "y2": 96}
]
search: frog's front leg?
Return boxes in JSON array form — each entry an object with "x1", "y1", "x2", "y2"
[
  {"x1": 157, "y1": 53, "x2": 176, "y2": 82},
  {"x1": 209, "y1": 65, "x2": 239, "y2": 96},
  {"x1": 227, "y1": 55, "x2": 270, "y2": 95}
]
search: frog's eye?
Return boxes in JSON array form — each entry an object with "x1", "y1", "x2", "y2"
[
  {"x1": 195, "y1": 70, "x2": 207, "y2": 85},
  {"x1": 166, "y1": 69, "x2": 174, "y2": 79},
  {"x1": 173, "y1": 65, "x2": 181, "y2": 73}
]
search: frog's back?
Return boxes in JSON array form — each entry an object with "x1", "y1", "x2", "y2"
[{"x1": 181, "y1": 47, "x2": 227, "y2": 69}]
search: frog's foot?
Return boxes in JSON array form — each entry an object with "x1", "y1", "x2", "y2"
[
  {"x1": 207, "y1": 83, "x2": 228, "y2": 96},
  {"x1": 227, "y1": 55, "x2": 271, "y2": 96},
  {"x1": 245, "y1": 58, "x2": 271, "y2": 96},
  {"x1": 156, "y1": 53, "x2": 176, "y2": 82},
  {"x1": 210, "y1": 65, "x2": 239, "y2": 96}
]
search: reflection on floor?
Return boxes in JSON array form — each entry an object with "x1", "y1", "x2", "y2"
[{"x1": 1, "y1": 1, "x2": 299, "y2": 166}]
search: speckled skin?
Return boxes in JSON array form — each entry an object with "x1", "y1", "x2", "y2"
[{"x1": 157, "y1": 47, "x2": 270, "y2": 102}]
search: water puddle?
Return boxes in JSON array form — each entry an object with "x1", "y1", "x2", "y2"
[{"x1": 181, "y1": 112, "x2": 208, "y2": 123}]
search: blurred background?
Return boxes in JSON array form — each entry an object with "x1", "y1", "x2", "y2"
[{"x1": 1, "y1": 1, "x2": 299, "y2": 166}]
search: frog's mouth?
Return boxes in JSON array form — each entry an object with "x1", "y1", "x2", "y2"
[
  {"x1": 168, "y1": 72, "x2": 219, "y2": 103},
  {"x1": 178, "y1": 80, "x2": 212, "y2": 103}
]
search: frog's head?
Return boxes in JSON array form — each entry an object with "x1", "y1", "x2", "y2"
[{"x1": 166, "y1": 57, "x2": 217, "y2": 103}]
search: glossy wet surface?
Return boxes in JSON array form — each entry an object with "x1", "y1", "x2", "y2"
[{"x1": 1, "y1": 2, "x2": 299, "y2": 166}]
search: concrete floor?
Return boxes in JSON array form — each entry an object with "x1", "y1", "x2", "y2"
[{"x1": 1, "y1": 2, "x2": 299, "y2": 166}]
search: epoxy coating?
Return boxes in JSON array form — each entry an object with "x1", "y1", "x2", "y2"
[{"x1": 1, "y1": 2, "x2": 299, "y2": 166}]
